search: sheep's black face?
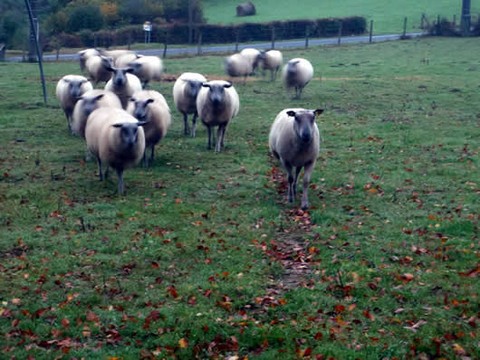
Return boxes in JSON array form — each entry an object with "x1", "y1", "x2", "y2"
[
  {"x1": 117, "y1": 124, "x2": 139, "y2": 149},
  {"x1": 132, "y1": 98, "x2": 154, "y2": 121},
  {"x1": 112, "y1": 69, "x2": 128, "y2": 87},
  {"x1": 187, "y1": 80, "x2": 203, "y2": 100},
  {"x1": 83, "y1": 94, "x2": 105, "y2": 117},
  {"x1": 69, "y1": 81, "x2": 84, "y2": 99},
  {"x1": 208, "y1": 85, "x2": 226, "y2": 107},
  {"x1": 289, "y1": 110, "x2": 315, "y2": 144}
]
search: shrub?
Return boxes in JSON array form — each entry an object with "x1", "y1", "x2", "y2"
[{"x1": 67, "y1": 5, "x2": 104, "y2": 33}]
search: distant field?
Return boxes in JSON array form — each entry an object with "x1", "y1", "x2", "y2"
[{"x1": 203, "y1": 0, "x2": 479, "y2": 34}]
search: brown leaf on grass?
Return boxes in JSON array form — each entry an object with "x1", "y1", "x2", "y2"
[
  {"x1": 404, "y1": 319, "x2": 427, "y2": 332},
  {"x1": 459, "y1": 264, "x2": 480, "y2": 277},
  {"x1": 178, "y1": 337, "x2": 188, "y2": 348}
]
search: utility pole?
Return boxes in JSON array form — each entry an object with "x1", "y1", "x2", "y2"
[
  {"x1": 461, "y1": 0, "x2": 471, "y2": 36},
  {"x1": 188, "y1": 0, "x2": 194, "y2": 44},
  {"x1": 27, "y1": 0, "x2": 40, "y2": 62}
]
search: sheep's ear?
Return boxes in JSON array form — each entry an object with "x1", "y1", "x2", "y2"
[
  {"x1": 201, "y1": 82, "x2": 211, "y2": 88},
  {"x1": 112, "y1": 123, "x2": 123, "y2": 128},
  {"x1": 313, "y1": 109, "x2": 324, "y2": 117},
  {"x1": 223, "y1": 81, "x2": 233, "y2": 88},
  {"x1": 286, "y1": 110, "x2": 296, "y2": 117},
  {"x1": 93, "y1": 94, "x2": 105, "y2": 101},
  {"x1": 137, "y1": 120, "x2": 149, "y2": 127},
  {"x1": 126, "y1": 66, "x2": 136, "y2": 74},
  {"x1": 146, "y1": 99, "x2": 155, "y2": 105}
]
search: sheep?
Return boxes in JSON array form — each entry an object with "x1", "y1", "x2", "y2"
[
  {"x1": 268, "y1": 108, "x2": 324, "y2": 210},
  {"x1": 127, "y1": 55, "x2": 163, "y2": 88},
  {"x1": 85, "y1": 107, "x2": 146, "y2": 195},
  {"x1": 127, "y1": 90, "x2": 171, "y2": 167},
  {"x1": 84, "y1": 55, "x2": 114, "y2": 85},
  {"x1": 172, "y1": 72, "x2": 207, "y2": 136},
  {"x1": 115, "y1": 52, "x2": 141, "y2": 68},
  {"x1": 239, "y1": 47, "x2": 262, "y2": 74},
  {"x1": 71, "y1": 89, "x2": 122, "y2": 138},
  {"x1": 282, "y1": 58, "x2": 314, "y2": 99},
  {"x1": 55, "y1": 75, "x2": 93, "y2": 134},
  {"x1": 196, "y1": 80, "x2": 240, "y2": 152},
  {"x1": 259, "y1": 49, "x2": 283, "y2": 81},
  {"x1": 224, "y1": 53, "x2": 253, "y2": 84},
  {"x1": 99, "y1": 49, "x2": 136, "y2": 63},
  {"x1": 104, "y1": 64, "x2": 143, "y2": 109},
  {"x1": 78, "y1": 48, "x2": 100, "y2": 73}
]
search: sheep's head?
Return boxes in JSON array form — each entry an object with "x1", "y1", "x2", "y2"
[
  {"x1": 82, "y1": 93, "x2": 105, "y2": 116},
  {"x1": 287, "y1": 109, "x2": 324, "y2": 144},
  {"x1": 66, "y1": 78, "x2": 89, "y2": 99},
  {"x1": 185, "y1": 80, "x2": 203, "y2": 100},
  {"x1": 203, "y1": 81, "x2": 232, "y2": 106},
  {"x1": 112, "y1": 121, "x2": 147, "y2": 149},
  {"x1": 130, "y1": 98, "x2": 155, "y2": 121}
]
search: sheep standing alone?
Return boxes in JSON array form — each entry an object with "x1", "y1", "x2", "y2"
[
  {"x1": 104, "y1": 64, "x2": 143, "y2": 109},
  {"x1": 71, "y1": 89, "x2": 122, "y2": 138},
  {"x1": 269, "y1": 108, "x2": 324, "y2": 210},
  {"x1": 282, "y1": 58, "x2": 314, "y2": 99},
  {"x1": 196, "y1": 80, "x2": 240, "y2": 152},
  {"x1": 55, "y1": 75, "x2": 93, "y2": 133},
  {"x1": 172, "y1": 72, "x2": 207, "y2": 136},
  {"x1": 85, "y1": 107, "x2": 146, "y2": 195},
  {"x1": 240, "y1": 48, "x2": 262, "y2": 74},
  {"x1": 127, "y1": 55, "x2": 163, "y2": 88},
  {"x1": 259, "y1": 49, "x2": 283, "y2": 81},
  {"x1": 224, "y1": 53, "x2": 253, "y2": 84},
  {"x1": 127, "y1": 90, "x2": 171, "y2": 167}
]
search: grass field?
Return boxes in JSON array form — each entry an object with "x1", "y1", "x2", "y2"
[
  {"x1": 203, "y1": 0, "x2": 480, "y2": 34},
  {"x1": 0, "y1": 37, "x2": 479, "y2": 359}
]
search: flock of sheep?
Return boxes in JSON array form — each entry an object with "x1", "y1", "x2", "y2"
[{"x1": 55, "y1": 46, "x2": 323, "y2": 209}]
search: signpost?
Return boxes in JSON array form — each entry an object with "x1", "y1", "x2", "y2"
[{"x1": 143, "y1": 21, "x2": 152, "y2": 44}]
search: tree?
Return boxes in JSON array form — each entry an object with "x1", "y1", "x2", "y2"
[{"x1": 67, "y1": 4, "x2": 103, "y2": 32}]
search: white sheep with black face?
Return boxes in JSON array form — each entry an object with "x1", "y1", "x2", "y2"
[
  {"x1": 282, "y1": 58, "x2": 314, "y2": 99},
  {"x1": 104, "y1": 64, "x2": 143, "y2": 109},
  {"x1": 269, "y1": 108, "x2": 324, "y2": 210},
  {"x1": 71, "y1": 89, "x2": 122, "y2": 138},
  {"x1": 224, "y1": 53, "x2": 253, "y2": 84},
  {"x1": 127, "y1": 90, "x2": 171, "y2": 167},
  {"x1": 84, "y1": 55, "x2": 114, "y2": 86},
  {"x1": 85, "y1": 107, "x2": 146, "y2": 195},
  {"x1": 127, "y1": 55, "x2": 163, "y2": 88},
  {"x1": 196, "y1": 80, "x2": 240, "y2": 152},
  {"x1": 78, "y1": 48, "x2": 100, "y2": 73},
  {"x1": 259, "y1": 49, "x2": 283, "y2": 81},
  {"x1": 239, "y1": 47, "x2": 262, "y2": 74},
  {"x1": 55, "y1": 74, "x2": 93, "y2": 134},
  {"x1": 172, "y1": 72, "x2": 207, "y2": 136}
]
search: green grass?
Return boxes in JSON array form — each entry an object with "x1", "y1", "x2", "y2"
[
  {"x1": 0, "y1": 37, "x2": 479, "y2": 359},
  {"x1": 203, "y1": 0, "x2": 480, "y2": 34}
]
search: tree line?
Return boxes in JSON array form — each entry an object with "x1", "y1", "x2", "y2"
[{"x1": 0, "y1": 0, "x2": 204, "y2": 49}]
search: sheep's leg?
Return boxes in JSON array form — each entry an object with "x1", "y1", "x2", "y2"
[
  {"x1": 183, "y1": 113, "x2": 190, "y2": 136},
  {"x1": 116, "y1": 168, "x2": 125, "y2": 195},
  {"x1": 293, "y1": 166, "x2": 303, "y2": 200},
  {"x1": 191, "y1": 113, "x2": 198, "y2": 138},
  {"x1": 207, "y1": 126, "x2": 213, "y2": 150},
  {"x1": 149, "y1": 145, "x2": 155, "y2": 165},
  {"x1": 216, "y1": 125, "x2": 226, "y2": 152},
  {"x1": 97, "y1": 157, "x2": 104, "y2": 181},
  {"x1": 282, "y1": 161, "x2": 295, "y2": 203},
  {"x1": 301, "y1": 161, "x2": 315, "y2": 210}
]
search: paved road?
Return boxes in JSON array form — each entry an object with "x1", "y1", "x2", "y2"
[{"x1": 6, "y1": 32, "x2": 424, "y2": 62}]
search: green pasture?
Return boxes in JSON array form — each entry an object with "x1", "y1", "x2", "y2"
[
  {"x1": 0, "y1": 37, "x2": 479, "y2": 359},
  {"x1": 203, "y1": 0, "x2": 480, "y2": 34}
]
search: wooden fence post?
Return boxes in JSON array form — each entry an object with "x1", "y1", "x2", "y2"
[
  {"x1": 337, "y1": 20, "x2": 342, "y2": 45},
  {"x1": 403, "y1": 17, "x2": 408, "y2": 37},
  {"x1": 235, "y1": 29, "x2": 239, "y2": 52},
  {"x1": 369, "y1": 20, "x2": 373, "y2": 43},
  {"x1": 305, "y1": 26, "x2": 310, "y2": 48},
  {"x1": 271, "y1": 25, "x2": 276, "y2": 49},
  {"x1": 162, "y1": 30, "x2": 168, "y2": 59},
  {"x1": 197, "y1": 30, "x2": 202, "y2": 55}
]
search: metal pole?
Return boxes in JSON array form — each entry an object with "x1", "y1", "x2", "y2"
[
  {"x1": 24, "y1": 0, "x2": 47, "y2": 104},
  {"x1": 461, "y1": 0, "x2": 471, "y2": 36},
  {"x1": 369, "y1": 20, "x2": 373, "y2": 43},
  {"x1": 403, "y1": 17, "x2": 407, "y2": 37}
]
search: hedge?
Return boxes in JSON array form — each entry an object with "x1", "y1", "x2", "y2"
[{"x1": 49, "y1": 16, "x2": 367, "y2": 49}]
